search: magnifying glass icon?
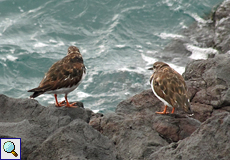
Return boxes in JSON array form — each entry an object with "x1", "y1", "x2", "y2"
[{"x1": 3, "y1": 141, "x2": 18, "y2": 157}]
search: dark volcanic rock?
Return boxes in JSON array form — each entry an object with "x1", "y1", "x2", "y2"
[
  {"x1": 2, "y1": 1, "x2": 230, "y2": 160},
  {"x1": 148, "y1": 112, "x2": 230, "y2": 160},
  {"x1": 0, "y1": 95, "x2": 118, "y2": 160},
  {"x1": 183, "y1": 54, "x2": 230, "y2": 122},
  {"x1": 152, "y1": 114, "x2": 200, "y2": 143},
  {"x1": 116, "y1": 89, "x2": 163, "y2": 115},
  {"x1": 90, "y1": 90, "x2": 200, "y2": 160},
  {"x1": 214, "y1": 0, "x2": 230, "y2": 53},
  {"x1": 28, "y1": 120, "x2": 118, "y2": 160},
  {"x1": 161, "y1": 0, "x2": 230, "y2": 67}
]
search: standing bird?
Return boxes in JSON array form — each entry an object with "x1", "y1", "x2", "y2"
[
  {"x1": 149, "y1": 62, "x2": 191, "y2": 114},
  {"x1": 28, "y1": 46, "x2": 86, "y2": 108}
]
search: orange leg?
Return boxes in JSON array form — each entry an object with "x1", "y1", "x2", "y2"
[
  {"x1": 54, "y1": 94, "x2": 65, "y2": 107},
  {"x1": 171, "y1": 107, "x2": 175, "y2": 114},
  {"x1": 156, "y1": 105, "x2": 169, "y2": 114},
  {"x1": 64, "y1": 94, "x2": 78, "y2": 108}
]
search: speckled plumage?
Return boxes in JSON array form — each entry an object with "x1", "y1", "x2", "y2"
[
  {"x1": 149, "y1": 62, "x2": 191, "y2": 114},
  {"x1": 28, "y1": 46, "x2": 86, "y2": 107}
]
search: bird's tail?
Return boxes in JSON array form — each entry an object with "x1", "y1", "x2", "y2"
[
  {"x1": 28, "y1": 89, "x2": 45, "y2": 98},
  {"x1": 184, "y1": 100, "x2": 193, "y2": 114}
]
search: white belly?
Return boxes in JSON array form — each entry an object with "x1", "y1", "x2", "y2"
[
  {"x1": 150, "y1": 78, "x2": 172, "y2": 108},
  {"x1": 45, "y1": 85, "x2": 79, "y2": 95}
]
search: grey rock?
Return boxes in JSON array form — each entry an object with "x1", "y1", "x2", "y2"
[
  {"x1": 214, "y1": 0, "x2": 230, "y2": 53},
  {"x1": 184, "y1": 54, "x2": 230, "y2": 110},
  {"x1": 27, "y1": 120, "x2": 118, "y2": 160},
  {"x1": 90, "y1": 90, "x2": 200, "y2": 160},
  {"x1": 0, "y1": 95, "x2": 118, "y2": 160},
  {"x1": 148, "y1": 112, "x2": 230, "y2": 160}
]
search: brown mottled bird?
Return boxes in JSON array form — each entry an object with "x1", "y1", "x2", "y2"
[
  {"x1": 149, "y1": 62, "x2": 191, "y2": 114},
  {"x1": 28, "y1": 46, "x2": 86, "y2": 108}
]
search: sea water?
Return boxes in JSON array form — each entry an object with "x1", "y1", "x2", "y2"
[{"x1": 0, "y1": 0, "x2": 224, "y2": 113}]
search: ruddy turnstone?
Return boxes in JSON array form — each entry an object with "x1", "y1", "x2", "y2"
[
  {"x1": 149, "y1": 62, "x2": 191, "y2": 114},
  {"x1": 28, "y1": 46, "x2": 86, "y2": 108}
]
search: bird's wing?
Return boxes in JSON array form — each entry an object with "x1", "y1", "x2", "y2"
[
  {"x1": 30, "y1": 54, "x2": 85, "y2": 92},
  {"x1": 153, "y1": 68, "x2": 191, "y2": 112}
]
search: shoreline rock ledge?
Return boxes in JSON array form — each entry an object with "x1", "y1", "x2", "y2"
[
  {"x1": 1, "y1": 0, "x2": 230, "y2": 159},
  {"x1": 0, "y1": 95, "x2": 119, "y2": 160}
]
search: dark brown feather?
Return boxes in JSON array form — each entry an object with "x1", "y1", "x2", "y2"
[{"x1": 28, "y1": 46, "x2": 85, "y2": 98}]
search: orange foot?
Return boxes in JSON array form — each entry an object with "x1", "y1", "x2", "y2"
[
  {"x1": 155, "y1": 111, "x2": 169, "y2": 114},
  {"x1": 65, "y1": 102, "x2": 78, "y2": 108},
  {"x1": 54, "y1": 94, "x2": 66, "y2": 107},
  {"x1": 155, "y1": 105, "x2": 169, "y2": 114},
  {"x1": 65, "y1": 95, "x2": 78, "y2": 108},
  {"x1": 55, "y1": 100, "x2": 67, "y2": 107}
]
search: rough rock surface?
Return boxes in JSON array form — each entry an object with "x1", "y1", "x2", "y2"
[
  {"x1": 27, "y1": 120, "x2": 118, "y2": 160},
  {"x1": 214, "y1": 0, "x2": 230, "y2": 53},
  {"x1": 161, "y1": 0, "x2": 230, "y2": 67},
  {"x1": 148, "y1": 112, "x2": 230, "y2": 160},
  {"x1": 184, "y1": 54, "x2": 230, "y2": 122},
  {"x1": 0, "y1": 95, "x2": 118, "y2": 160},
  {"x1": 1, "y1": 1, "x2": 230, "y2": 160},
  {"x1": 90, "y1": 90, "x2": 201, "y2": 159},
  {"x1": 90, "y1": 1, "x2": 230, "y2": 159},
  {"x1": 90, "y1": 52, "x2": 230, "y2": 160}
]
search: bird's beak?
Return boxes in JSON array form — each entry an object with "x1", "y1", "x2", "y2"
[{"x1": 148, "y1": 67, "x2": 153, "y2": 70}]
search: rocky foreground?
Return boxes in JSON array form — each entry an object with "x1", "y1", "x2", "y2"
[{"x1": 1, "y1": 0, "x2": 230, "y2": 160}]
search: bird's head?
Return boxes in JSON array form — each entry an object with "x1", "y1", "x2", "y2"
[
  {"x1": 67, "y1": 46, "x2": 80, "y2": 55},
  {"x1": 148, "y1": 61, "x2": 169, "y2": 73}
]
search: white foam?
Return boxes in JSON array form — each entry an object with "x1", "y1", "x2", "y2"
[
  {"x1": 185, "y1": 44, "x2": 218, "y2": 60},
  {"x1": 99, "y1": 45, "x2": 105, "y2": 49},
  {"x1": 141, "y1": 53, "x2": 158, "y2": 66},
  {"x1": 112, "y1": 14, "x2": 119, "y2": 21},
  {"x1": 186, "y1": 12, "x2": 212, "y2": 24},
  {"x1": 97, "y1": 45, "x2": 105, "y2": 55},
  {"x1": 118, "y1": 67, "x2": 146, "y2": 74},
  {"x1": 40, "y1": 94, "x2": 53, "y2": 101},
  {"x1": 166, "y1": 63, "x2": 185, "y2": 75},
  {"x1": 135, "y1": 45, "x2": 142, "y2": 49},
  {"x1": 92, "y1": 109, "x2": 100, "y2": 113},
  {"x1": 34, "y1": 42, "x2": 48, "y2": 48},
  {"x1": 6, "y1": 55, "x2": 18, "y2": 61},
  {"x1": 18, "y1": 7, "x2": 24, "y2": 12},
  {"x1": 158, "y1": 33, "x2": 184, "y2": 40},
  {"x1": 28, "y1": 6, "x2": 42, "y2": 13},
  {"x1": 141, "y1": 53, "x2": 185, "y2": 74},
  {"x1": 81, "y1": 49, "x2": 87, "y2": 54},
  {"x1": 1, "y1": 57, "x2": 6, "y2": 61},
  {"x1": 1, "y1": 18, "x2": 15, "y2": 33},
  {"x1": 217, "y1": 17, "x2": 230, "y2": 25},
  {"x1": 76, "y1": 92, "x2": 91, "y2": 98},
  {"x1": 146, "y1": 50, "x2": 156, "y2": 54},
  {"x1": 115, "y1": 44, "x2": 126, "y2": 48},
  {"x1": 55, "y1": 41, "x2": 65, "y2": 47},
  {"x1": 49, "y1": 39, "x2": 57, "y2": 43}
]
